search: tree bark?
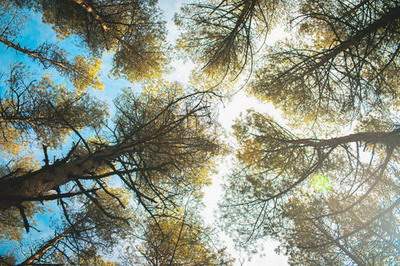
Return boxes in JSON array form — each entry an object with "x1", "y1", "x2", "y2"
[
  {"x1": 275, "y1": 5, "x2": 400, "y2": 83},
  {"x1": 0, "y1": 35, "x2": 70, "y2": 70},
  {"x1": 287, "y1": 131, "x2": 400, "y2": 148},
  {"x1": 18, "y1": 230, "x2": 69, "y2": 265},
  {"x1": 0, "y1": 141, "x2": 141, "y2": 210}
]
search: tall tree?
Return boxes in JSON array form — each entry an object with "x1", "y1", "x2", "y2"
[
  {"x1": 27, "y1": 0, "x2": 166, "y2": 81},
  {"x1": 0, "y1": 4, "x2": 104, "y2": 94},
  {"x1": 250, "y1": 0, "x2": 400, "y2": 121},
  {"x1": 178, "y1": 0, "x2": 400, "y2": 115},
  {"x1": 0, "y1": 82, "x2": 221, "y2": 233},
  {"x1": 123, "y1": 207, "x2": 234, "y2": 265},
  {"x1": 174, "y1": 0, "x2": 400, "y2": 262},
  {"x1": 0, "y1": 64, "x2": 106, "y2": 148},
  {"x1": 0, "y1": 1, "x2": 227, "y2": 264},
  {"x1": 221, "y1": 110, "x2": 400, "y2": 264},
  {"x1": 177, "y1": 0, "x2": 286, "y2": 78}
]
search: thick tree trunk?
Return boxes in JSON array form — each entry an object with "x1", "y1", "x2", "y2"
[
  {"x1": 0, "y1": 141, "x2": 139, "y2": 210},
  {"x1": 0, "y1": 89, "x2": 205, "y2": 210}
]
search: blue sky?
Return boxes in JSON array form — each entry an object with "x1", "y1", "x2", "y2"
[
  {"x1": 0, "y1": 5, "x2": 129, "y2": 261},
  {"x1": 0, "y1": 1, "x2": 288, "y2": 265}
]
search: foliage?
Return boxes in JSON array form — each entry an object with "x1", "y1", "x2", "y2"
[
  {"x1": 0, "y1": 1, "x2": 234, "y2": 264},
  {"x1": 221, "y1": 108, "x2": 400, "y2": 263},
  {"x1": 0, "y1": 65, "x2": 106, "y2": 147},
  {"x1": 36, "y1": 0, "x2": 167, "y2": 81},
  {"x1": 123, "y1": 209, "x2": 234, "y2": 265},
  {"x1": 177, "y1": 0, "x2": 287, "y2": 79},
  {"x1": 2, "y1": 0, "x2": 400, "y2": 264},
  {"x1": 17, "y1": 189, "x2": 132, "y2": 265},
  {"x1": 249, "y1": 0, "x2": 400, "y2": 123}
]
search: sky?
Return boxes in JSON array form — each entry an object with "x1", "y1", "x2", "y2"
[
  {"x1": 201, "y1": 91, "x2": 288, "y2": 265},
  {"x1": 157, "y1": 1, "x2": 289, "y2": 264},
  {"x1": 0, "y1": 1, "x2": 289, "y2": 264}
]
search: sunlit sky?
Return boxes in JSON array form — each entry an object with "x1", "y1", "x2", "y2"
[
  {"x1": 0, "y1": 1, "x2": 290, "y2": 264},
  {"x1": 158, "y1": 1, "x2": 289, "y2": 264}
]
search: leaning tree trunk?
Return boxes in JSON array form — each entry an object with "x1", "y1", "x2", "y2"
[
  {"x1": 18, "y1": 229, "x2": 70, "y2": 265},
  {"x1": 0, "y1": 139, "x2": 142, "y2": 210}
]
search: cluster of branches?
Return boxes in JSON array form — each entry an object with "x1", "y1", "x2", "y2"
[
  {"x1": 14, "y1": 190, "x2": 131, "y2": 265},
  {"x1": 1, "y1": 0, "x2": 166, "y2": 84},
  {"x1": 0, "y1": 1, "x2": 230, "y2": 264},
  {"x1": 222, "y1": 111, "x2": 400, "y2": 264},
  {"x1": 251, "y1": 0, "x2": 400, "y2": 121},
  {"x1": 173, "y1": 0, "x2": 400, "y2": 264},
  {"x1": 0, "y1": 66, "x2": 225, "y2": 265},
  {"x1": 177, "y1": 0, "x2": 286, "y2": 79}
]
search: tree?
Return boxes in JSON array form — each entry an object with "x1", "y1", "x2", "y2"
[
  {"x1": 0, "y1": 64, "x2": 106, "y2": 148},
  {"x1": 176, "y1": 0, "x2": 286, "y2": 78},
  {"x1": 16, "y1": 189, "x2": 131, "y2": 265},
  {"x1": 123, "y1": 207, "x2": 234, "y2": 265},
  {"x1": 0, "y1": 1, "x2": 229, "y2": 264},
  {"x1": 276, "y1": 193, "x2": 400, "y2": 265},
  {"x1": 221, "y1": 110, "x2": 400, "y2": 264},
  {"x1": 7, "y1": 0, "x2": 400, "y2": 264},
  {"x1": 0, "y1": 82, "x2": 221, "y2": 234},
  {"x1": 0, "y1": 65, "x2": 106, "y2": 236},
  {"x1": 16, "y1": 0, "x2": 167, "y2": 82},
  {"x1": 0, "y1": 4, "x2": 104, "y2": 94},
  {"x1": 178, "y1": 0, "x2": 400, "y2": 117},
  {"x1": 171, "y1": 0, "x2": 400, "y2": 262},
  {"x1": 249, "y1": 0, "x2": 400, "y2": 121}
]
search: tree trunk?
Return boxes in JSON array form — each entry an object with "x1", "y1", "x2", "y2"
[
  {"x1": 0, "y1": 141, "x2": 140, "y2": 210},
  {"x1": 311, "y1": 5, "x2": 400, "y2": 70},
  {"x1": 276, "y1": 5, "x2": 400, "y2": 83},
  {"x1": 18, "y1": 230, "x2": 69, "y2": 265},
  {"x1": 70, "y1": 0, "x2": 109, "y2": 31},
  {"x1": 0, "y1": 35, "x2": 70, "y2": 71},
  {"x1": 288, "y1": 131, "x2": 400, "y2": 148}
]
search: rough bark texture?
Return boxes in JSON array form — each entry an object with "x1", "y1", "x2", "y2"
[
  {"x1": 288, "y1": 131, "x2": 400, "y2": 148},
  {"x1": 0, "y1": 141, "x2": 139, "y2": 210},
  {"x1": 18, "y1": 229, "x2": 69, "y2": 265},
  {"x1": 0, "y1": 35, "x2": 69, "y2": 70}
]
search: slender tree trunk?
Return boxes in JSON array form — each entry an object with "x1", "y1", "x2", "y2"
[
  {"x1": 0, "y1": 35, "x2": 95, "y2": 86},
  {"x1": 287, "y1": 131, "x2": 400, "y2": 148},
  {"x1": 312, "y1": 5, "x2": 400, "y2": 69},
  {"x1": 70, "y1": 0, "x2": 109, "y2": 31},
  {"x1": 313, "y1": 221, "x2": 366, "y2": 266},
  {"x1": 18, "y1": 230, "x2": 69, "y2": 265},
  {"x1": 17, "y1": 215, "x2": 89, "y2": 265},
  {"x1": 0, "y1": 35, "x2": 70, "y2": 70},
  {"x1": 275, "y1": 5, "x2": 400, "y2": 82}
]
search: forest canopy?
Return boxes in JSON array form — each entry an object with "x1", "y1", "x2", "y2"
[{"x1": 0, "y1": 0, "x2": 399, "y2": 265}]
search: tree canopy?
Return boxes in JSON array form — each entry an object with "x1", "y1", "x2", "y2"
[{"x1": 1, "y1": 0, "x2": 400, "y2": 265}]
